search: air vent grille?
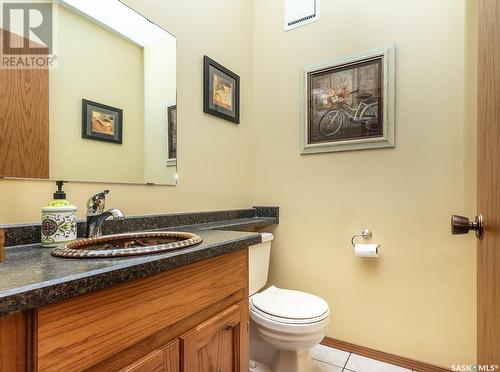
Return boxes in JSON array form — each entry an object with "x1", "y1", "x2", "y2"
[{"x1": 284, "y1": 0, "x2": 320, "y2": 31}]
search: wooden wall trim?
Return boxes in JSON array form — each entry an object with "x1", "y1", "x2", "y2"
[{"x1": 321, "y1": 337, "x2": 449, "y2": 372}]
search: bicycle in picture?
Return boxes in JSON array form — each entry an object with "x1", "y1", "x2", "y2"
[{"x1": 317, "y1": 89, "x2": 380, "y2": 137}]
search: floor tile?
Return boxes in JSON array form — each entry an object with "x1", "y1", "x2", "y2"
[
  {"x1": 345, "y1": 354, "x2": 411, "y2": 372},
  {"x1": 310, "y1": 344, "x2": 350, "y2": 367},
  {"x1": 313, "y1": 359, "x2": 343, "y2": 372}
]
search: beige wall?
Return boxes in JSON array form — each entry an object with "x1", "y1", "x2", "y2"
[
  {"x1": 49, "y1": 6, "x2": 145, "y2": 183},
  {"x1": 0, "y1": 0, "x2": 254, "y2": 223},
  {"x1": 252, "y1": 0, "x2": 477, "y2": 367}
]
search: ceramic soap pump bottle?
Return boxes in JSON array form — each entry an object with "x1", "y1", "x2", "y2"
[{"x1": 41, "y1": 181, "x2": 77, "y2": 247}]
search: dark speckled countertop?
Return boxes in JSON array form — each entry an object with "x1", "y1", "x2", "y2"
[
  {"x1": 0, "y1": 207, "x2": 278, "y2": 317},
  {"x1": 0, "y1": 230, "x2": 261, "y2": 317}
]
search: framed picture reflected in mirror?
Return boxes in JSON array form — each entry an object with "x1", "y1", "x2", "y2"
[
  {"x1": 82, "y1": 99, "x2": 123, "y2": 144},
  {"x1": 167, "y1": 105, "x2": 177, "y2": 165}
]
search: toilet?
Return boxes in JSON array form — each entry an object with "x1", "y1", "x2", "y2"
[{"x1": 249, "y1": 233, "x2": 330, "y2": 372}]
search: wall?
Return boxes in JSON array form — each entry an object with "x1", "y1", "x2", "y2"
[
  {"x1": 143, "y1": 36, "x2": 177, "y2": 185},
  {"x1": 0, "y1": 0, "x2": 254, "y2": 223},
  {"x1": 252, "y1": 0, "x2": 477, "y2": 367},
  {"x1": 49, "y1": 6, "x2": 145, "y2": 183}
]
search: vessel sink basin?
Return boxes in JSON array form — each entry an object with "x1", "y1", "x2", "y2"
[{"x1": 51, "y1": 231, "x2": 203, "y2": 258}]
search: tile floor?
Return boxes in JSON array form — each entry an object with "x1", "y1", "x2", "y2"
[
  {"x1": 250, "y1": 324, "x2": 417, "y2": 372},
  {"x1": 311, "y1": 344, "x2": 417, "y2": 372}
]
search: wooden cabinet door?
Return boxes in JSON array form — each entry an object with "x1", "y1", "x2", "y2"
[
  {"x1": 0, "y1": 29, "x2": 49, "y2": 179},
  {"x1": 181, "y1": 302, "x2": 249, "y2": 372},
  {"x1": 121, "y1": 340, "x2": 179, "y2": 372}
]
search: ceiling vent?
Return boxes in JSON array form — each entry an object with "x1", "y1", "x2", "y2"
[{"x1": 284, "y1": 0, "x2": 320, "y2": 31}]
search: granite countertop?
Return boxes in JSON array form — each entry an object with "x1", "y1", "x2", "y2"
[
  {"x1": 162, "y1": 217, "x2": 276, "y2": 232},
  {"x1": 0, "y1": 229, "x2": 261, "y2": 317},
  {"x1": 0, "y1": 206, "x2": 279, "y2": 317}
]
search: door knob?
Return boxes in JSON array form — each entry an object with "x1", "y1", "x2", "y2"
[{"x1": 451, "y1": 214, "x2": 483, "y2": 240}]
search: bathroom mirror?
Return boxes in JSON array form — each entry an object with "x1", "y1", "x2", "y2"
[{"x1": 0, "y1": 0, "x2": 178, "y2": 185}]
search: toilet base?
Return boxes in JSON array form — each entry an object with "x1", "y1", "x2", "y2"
[{"x1": 272, "y1": 349, "x2": 313, "y2": 372}]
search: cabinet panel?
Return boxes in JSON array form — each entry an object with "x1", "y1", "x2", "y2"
[
  {"x1": 121, "y1": 340, "x2": 179, "y2": 372},
  {"x1": 0, "y1": 312, "x2": 28, "y2": 372},
  {"x1": 197, "y1": 326, "x2": 235, "y2": 372},
  {"x1": 181, "y1": 301, "x2": 249, "y2": 372}
]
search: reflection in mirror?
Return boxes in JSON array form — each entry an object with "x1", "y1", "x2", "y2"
[{"x1": 1, "y1": 0, "x2": 177, "y2": 185}]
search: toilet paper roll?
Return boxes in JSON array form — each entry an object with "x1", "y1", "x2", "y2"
[{"x1": 355, "y1": 244, "x2": 379, "y2": 258}]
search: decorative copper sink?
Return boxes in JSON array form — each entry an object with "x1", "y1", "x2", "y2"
[{"x1": 51, "y1": 231, "x2": 203, "y2": 258}]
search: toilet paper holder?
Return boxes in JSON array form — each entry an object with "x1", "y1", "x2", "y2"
[{"x1": 351, "y1": 229, "x2": 374, "y2": 247}]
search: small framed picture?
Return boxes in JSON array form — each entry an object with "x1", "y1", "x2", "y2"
[
  {"x1": 167, "y1": 105, "x2": 177, "y2": 165},
  {"x1": 82, "y1": 99, "x2": 123, "y2": 144},
  {"x1": 203, "y1": 56, "x2": 240, "y2": 124},
  {"x1": 301, "y1": 45, "x2": 395, "y2": 154}
]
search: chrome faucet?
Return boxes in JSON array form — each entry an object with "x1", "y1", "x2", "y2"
[{"x1": 86, "y1": 190, "x2": 125, "y2": 238}]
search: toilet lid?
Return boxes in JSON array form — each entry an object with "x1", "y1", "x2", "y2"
[{"x1": 251, "y1": 286, "x2": 329, "y2": 320}]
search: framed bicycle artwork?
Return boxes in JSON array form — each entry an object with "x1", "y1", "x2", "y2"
[{"x1": 301, "y1": 45, "x2": 395, "y2": 154}]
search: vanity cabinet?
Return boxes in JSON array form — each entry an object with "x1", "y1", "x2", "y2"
[{"x1": 0, "y1": 249, "x2": 249, "y2": 371}]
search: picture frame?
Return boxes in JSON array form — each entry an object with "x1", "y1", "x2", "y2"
[
  {"x1": 301, "y1": 45, "x2": 395, "y2": 154},
  {"x1": 203, "y1": 56, "x2": 240, "y2": 124},
  {"x1": 167, "y1": 105, "x2": 177, "y2": 166},
  {"x1": 82, "y1": 99, "x2": 123, "y2": 144}
]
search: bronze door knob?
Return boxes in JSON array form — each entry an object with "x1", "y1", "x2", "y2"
[{"x1": 451, "y1": 214, "x2": 484, "y2": 240}]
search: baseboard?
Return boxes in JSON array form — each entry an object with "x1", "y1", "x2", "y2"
[{"x1": 321, "y1": 337, "x2": 449, "y2": 372}]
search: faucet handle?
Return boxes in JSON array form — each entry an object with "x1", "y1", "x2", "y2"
[{"x1": 87, "y1": 190, "x2": 109, "y2": 216}]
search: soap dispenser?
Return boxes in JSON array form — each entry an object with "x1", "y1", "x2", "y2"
[{"x1": 41, "y1": 181, "x2": 77, "y2": 247}]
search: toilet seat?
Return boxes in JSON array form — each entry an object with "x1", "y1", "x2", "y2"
[
  {"x1": 250, "y1": 286, "x2": 330, "y2": 334},
  {"x1": 251, "y1": 286, "x2": 329, "y2": 321},
  {"x1": 250, "y1": 303, "x2": 329, "y2": 325}
]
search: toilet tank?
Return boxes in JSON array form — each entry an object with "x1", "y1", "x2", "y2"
[{"x1": 249, "y1": 233, "x2": 273, "y2": 296}]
